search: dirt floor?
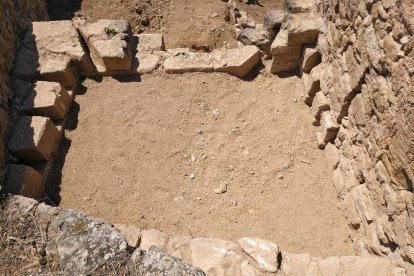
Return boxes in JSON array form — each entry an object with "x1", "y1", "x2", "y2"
[
  {"x1": 44, "y1": 0, "x2": 355, "y2": 257},
  {"x1": 47, "y1": 70, "x2": 354, "y2": 257}
]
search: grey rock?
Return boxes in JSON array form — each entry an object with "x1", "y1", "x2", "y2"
[
  {"x1": 264, "y1": 10, "x2": 284, "y2": 37},
  {"x1": 142, "y1": 246, "x2": 205, "y2": 276},
  {"x1": 54, "y1": 210, "x2": 128, "y2": 275}
]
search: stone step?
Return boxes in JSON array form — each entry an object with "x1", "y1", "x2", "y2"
[
  {"x1": 12, "y1": 21, "x2": 93, "y2": 89},
  {"x1": 5, "y1": 164, "x2": 43, "y2": 199},
  {"x1": 8, "y1": 116, "x2": 60, "y2": 163}
]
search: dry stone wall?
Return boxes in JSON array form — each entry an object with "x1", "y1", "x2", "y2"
[
  {"x1": 304, "y1": 0, "x2": 414, "y2": 266},
  {"x1": 0, "y1": 0, "x2": 48, "y2": 193}
]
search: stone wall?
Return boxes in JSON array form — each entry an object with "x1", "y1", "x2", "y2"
[
  {"x1": 0, "y1": 0, "x2": 48, "y2": 192},
  {"x1": 312, "y1": 0, "x2": 414, "y2": 265}
]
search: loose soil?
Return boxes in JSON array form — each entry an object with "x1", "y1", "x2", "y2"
[
  {"x1": 45, "y1": 0, "x2": 354, "y2": 257},
  {"x1": 50, "y1": 71, "x2": 354, "y2": 257}
]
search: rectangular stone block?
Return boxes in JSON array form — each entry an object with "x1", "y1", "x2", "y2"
[
  {"x1": 311, "y1": 91, "x2": 330, "y2": 122},
  {"x1": 137, "y1": 34, "x2": 165, "y2": 52},
  {"x1": 8, "y1": 116, "x2": 60, "y2": 163},
  {"x1": 6, "y1": 164, "x2": 43, "y2": 199},
  {"x1": 270, "y1": 59, "x2": 300, "y2": 74},
  {"x1": 22, "y1": 81, "x2": 71, "y2": 120},
  {"x1": 320, "y1": 111, "x2": 339, "y2": 142},
  {"x1": 285, "y1": 14, "x2": 323, "y2": 46},
  {"x1": 270, "y1": 29, "x2": 302, "y2": 56},
  {"x1": 300, "y1": 45, "x2": 321, "y2": 74}
]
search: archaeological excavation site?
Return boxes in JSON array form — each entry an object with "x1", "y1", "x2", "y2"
[{"x1": 0, "y1": 0, "x2": 413, "y2": 274}]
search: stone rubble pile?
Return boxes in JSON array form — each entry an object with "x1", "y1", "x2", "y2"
[{"x1": 3, "y1": 195, "x2": 407, "y2": 275}]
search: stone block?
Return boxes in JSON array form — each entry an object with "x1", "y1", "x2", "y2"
[
  {"x1": 320, "y1": 111, "x2": 339, "y2": 142},
  {"x1": 78, "y1": 19, "x2": 132, "y2": 73},
  {"x1": 303, "y1": 64, "x2": 324, "y2": 105},
  {"x1": 300, "y1": 45, "x2": 321, "y2": 74},
  {"x1": 136, "y1": 53, "x2": 161, "y2": 74},
  {"x1": 5, "y1": 164, "x2": 43, "y2": 199},
  {"x1": 22, "y1": 81, "x2": 71, "y2": 120},
  {"x1": 238, "y1": 237, "x2": 279, "y2": 272},
  {"x1": 164, "y1": 46, "x2": 260, "y2": 77},
  {"x1": 13, "y1": 21, "x2": 93, "y2": 89},
  {"x1": 311, "y1": 91, "x2": 330, "y2": 122},
  {"x1": 270, "y1": 29, "x2": 302, "y2": 56},
  {"x1": 140, "y1": 229, "x2": 169, "y2": 251},
  {"x1": 136, "y1": 33, "x2": 165, "y2": 52},
  {"x1": 115, "y1": 224, "x2": 141, "y2": 248},
  {"x1": 285, "y1": 14, "x2": 322, "y2": 46},
  {"x1": 239, "y1": 25, "x2": 271, "y2": 51},
  {"x1": 344, "y1": 45, "x2": 366, "y2": 92},
  {"x1": 8, "y1": 116, "x2": 60, "y2": 163},
  {"x1": 264, "y1": 10, "x2": 284, "y2": 37},
  {"x1": 270, "y1": 59, "x2": 300, "y2": 74}
]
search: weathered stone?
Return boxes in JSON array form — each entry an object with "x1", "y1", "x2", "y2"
[
  {"x1": 344, "y1": 46, "x2": 365, "y2": 92},
  {"x1": 140, "y1": 229, "x2": 169, "y2": 251},
  {"x1": 5, "y1": 164, "x2": 43, "y2": 199},
  {"x1": 53, "y1": 210, "x2": 128, "y2": 275},
  {"x1": 238, "y1": 237, "x2": 279, "y2": 272},
  {"x1": 239, "y1": 24, "x2": 270, "y2": 51},
  {"x1": 270, "y1": 59, "x2": 300, "y2": 74},
  {"x1": 13, "y1": 21, "x2": 93, "y2": 89},
  {"x1": 115, "y1": 224, "x2": 141, "y2": 248},
  {"x1": 78, "y1": 19, "x2": 132, "y2": 73},
  {"x1": 137, "y1": 33, "x2": 165, "y2": 52},
  {"x1": 189, "y1": 238, "x2": 259, "y2": 275},
  {"x1": 320, "y1": 111, "x2": 339, "y2": 142},
  {"x1": 22, "y1": 81, "x2": 71, "y2": 120},
  {"x1": 264, "y1": 10, "x2": 284, "y2": 37},
  {"x1": 285, "y1": 0, "x2": 316, "y2": 14},
  {"x1": 270, "y1": 29, "x2": 302, "y2": 56},
  {"x1": 280, "y1": 252, "x2": 312, "y2": 275},
  {"x1": 303, "y1": 64, "x2": 324, "y2": 105},
  {"x1": 141, "y1": 246, "x2": 205, "y2": 276},
  {"x1": 164, "y1": 46, "x2": 260, "y2": 77},
  {"x1": 136, "y1": 53, "x2": 161, "y2": 74},
  {"x1": 300, "y1": 45, "x2": 321, "y2": 74},
  {"x1": 285, "y1": 14, "x2": 323, "y2": 46},
  {"x1": 311, "y1": 91, "x2": 330, "y2": 121},
  {"x1": 8, "y1": 116, "x2": 60, "y2": 163}
]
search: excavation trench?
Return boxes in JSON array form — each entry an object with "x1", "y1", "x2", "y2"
[{"x1": 44, "y1": 72, "x2": 353, "y2": 257}]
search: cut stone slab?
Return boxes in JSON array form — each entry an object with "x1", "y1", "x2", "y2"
[
  {"x1": 115, "y1": 224, "x2": 141, "y2": 248},
  {"x1": 22, "y1": 81, "x2": 71, "y2": 120},
  {"x1": 300, "y1": 45, "x2": 321, "y2": 74},
  {"x1": 78, "y1": 19, "x2": 132, "y2": 73},
  {"x1": 271, "y1": 29, "x2": 302, "y2": 56},
  {"x1": 136, "y1": 53, "x2": 161, "y2": 74},
  {"x1": 137, "y1": 34, "x2": 165, "y2": 52},
  {"x1": 8, "y1": 116, "x2": 60, "y2": 163},
  {"x1": 142, "y1": 246, "x2": 205, "y2": 275},
  {"x1": 164, "y1": 46, "x2": 260, "y2": 77},
  {"x1": 270, "y1": 59, "x2": 300, "y2": 74},
  {"x1": 285, "y1": 14, "x2": 323, "y2": 46},
  {"x1": 140, "y1": 229, "x2": 169, "y2": 251},
  {"x1": 212, "y1": 46, "x2": 260, "y2": 77},
  {"x1": 5, "y1": 164, "x2": 43, "y2": 199},
  {"x1": 13, "y1": 21, "x2": 93, "y2": 89},
  {"x1": 238, "y1": 237, "x2": 279, "y2": 272}
]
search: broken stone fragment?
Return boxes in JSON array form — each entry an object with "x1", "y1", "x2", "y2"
[
  {"x1": 300, "y1": 45, "x2": 321, "y2": 74},
  {"x1": 311, "y1": 91, "x2": 330, "y2": 122},
  {"x1": 285, "y1": 0, "x2": 316, "y2": 14},
  {"x1": 140, "y1": 229, "x2": 169, "y2": 251},
  {"x1": 136, "y1": 33, "x2": 165, "y2": 52},
  {"x1": 21, "y1": 81, "x2": 71, "y2": 120},
  {"x1": 5, "y1": 164, "x2": 43, "y2": 199},
  {"x1": 239, "y1": 24, "x2": 271, "y2": 52},
  {"x1": 264, "y1": 10, "x2": 284, "y2": 38},
  {"x1": 320, "y1": 111, "x2": 339, "y2": 142},
  {"x1": 8, "y1": 116, "x2": 60, "y2": 163},
  {"x1": 13, "y1": 21, "x2": 93, "y2": 89},
  {"x1": 136, "y1": 53, "x2": 161, "y2": 74},
  {"x1": 238, "y1": 237, "x2": 279, "y2": 272},
  {"x1": 115, "y1": 224, "x2": 141, "y2": 248},
  {"x1": 142, "y1": 246, "x2": 205, "y2": 275},
  {"x1": 78, "y1": 19, "x2": 132, "y2": 73}
]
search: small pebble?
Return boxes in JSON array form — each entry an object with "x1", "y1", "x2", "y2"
[{"x1": 189, "y1": 173, "x2": 195, "y2": 179}]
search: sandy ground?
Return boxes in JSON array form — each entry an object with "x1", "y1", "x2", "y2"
[{"x1": 49, "y1": 71, "x2": 354, "y2": 257}]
